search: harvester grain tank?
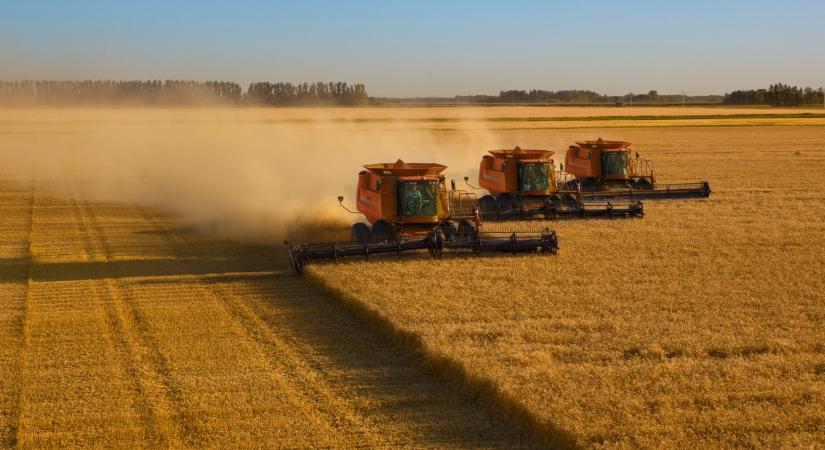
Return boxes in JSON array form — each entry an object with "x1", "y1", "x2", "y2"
[
  {"x1": 285, "y1": 160, "x2": 558, "y2": 275},
  {"x1": 563, "y1": 139, "x2": 711, "y2": 200},
  {"x1": 472, "y1": 147, "x2": 644, "y2": 219}
]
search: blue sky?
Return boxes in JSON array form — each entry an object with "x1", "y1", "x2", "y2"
[{"x1": 2, "y1": 0, "x2": 823, "y2": 96}]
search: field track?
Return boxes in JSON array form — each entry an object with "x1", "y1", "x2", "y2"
[{"x1": 0, "y1": 177, "x2": 536, "y2": 448}]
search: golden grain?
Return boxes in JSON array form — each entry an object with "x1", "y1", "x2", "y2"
[
  {"x1": 311, "y1": 125, "x2": 825, "y2": 449},
  {"x1": 0, "y1": 142, "x2": 537, "y2": 446},
  {"x1": 1, "y1": 107, "x2": 823, "y2": 448}
]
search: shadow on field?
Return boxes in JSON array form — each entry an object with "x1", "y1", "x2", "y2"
[
  {"x1": 120, "y1": 236, "x2": 556, "y2": 447},
  {"x1": 0, "y1": 257, "x2": 29, "y2": 283},
  {"x1": 29, "y1": 257, "x2": 273, "y2": 282},
  {"x1": 233, "y1": 256, "x2": 557, "y2": 448}
]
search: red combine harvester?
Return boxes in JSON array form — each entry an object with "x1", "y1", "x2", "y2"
[
  {"x1": 286, "y1": 160, "x2": 558, "y2": 275},
  {"x1": 470, "y1": 147, "x2": 644, "y2": 219},
  {"x1": 563, "y1": 139, "x2": 711, "y2": 200}
]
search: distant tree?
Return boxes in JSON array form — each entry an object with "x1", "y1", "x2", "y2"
[
  {"x1": 722, "y1": 83, "x2": 823, "y2": 106},
  {"x1": 0, "y1": 79, "x2": 368, "y2": 106}
]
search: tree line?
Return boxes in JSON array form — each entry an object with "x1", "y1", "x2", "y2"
[
  {"x1": 0, "y1": 80, "x2": 368, "y2": 106},
  {"x1": 723, "y1": 83, "x2": 824, "y2": 106},
  {"x1": 245, "y1": 81, "x2": 367, "y2": 105},
  {"x1": 3, "y1": 79, "x2": 821, "y2": 107},
  {"x1": 377, "y1": 89, "x2": 723, "y2": 105}
]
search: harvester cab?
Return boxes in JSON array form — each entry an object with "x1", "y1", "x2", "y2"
[
  {"x1": 471, "y1": 147, "x2": 644, "y2": 220},
  {"x1": 345, "y1": 160, "x2": 480, "y2": 242},
  {"x1": 563, "y1": 138, "x2": 711, "y2": 200},
  {"x1": 564, "y1": 139, "x2": 653, "y2": 189},
  {"x1": 286, "y1": 159, "x2": 559, "y2": 275},
  {"x1": 479, "y1": 148, "x2": 557, "y2": 197}
]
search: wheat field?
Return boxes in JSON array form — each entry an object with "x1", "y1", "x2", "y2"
[
  {"x1": 310, "y1": 125, "x2": 825, "y2": 448},
  {"x1": 1, "y1": 107, "x2": 824, "y2": 448}
]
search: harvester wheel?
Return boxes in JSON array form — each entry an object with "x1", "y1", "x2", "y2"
[
  {"x1": 496, "y1": 194, "x2": 515, "y2": 212},
  {"x1": 351, "y1": 223, "x2": 370, "y2": 242},
  {"x1": 371, "y1": 220, "x2": 394, "y2": 242},
  {"x1": 441, "y1": 220, "x2": 458, "y2": 239},
  {"x1": 561, "y1": 193, "x2": 578, "y2": 207},
  {"x1": 429, "y1": 229, "x2": 445, "y2": 258},
  {"x1": 542, "y1": 197, "x2": 558, "y2": 219},
  {"x1": 580, "y1": 179, "x2": 597, "y2": 191},
  {"x1": 478, "y1": 195, "x2": 497, "y2": 216},
  {"x1": 458, "y1": 220, "x2": 478, "y2": 241},
  {"x1": 634, "y1": 178, "x2": 653, "y2": 190}
]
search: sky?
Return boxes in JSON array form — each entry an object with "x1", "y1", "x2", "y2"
[{"x1": 1, "y1": 0, "x2": 824, "y2": 97}]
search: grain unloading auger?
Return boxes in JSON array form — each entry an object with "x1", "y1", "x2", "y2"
[
  {"x1": 285, "y1": 160, "x2": 558, "y2": 275},
  {"x1": 467, "y1": 147, "x2": 645, "y2": 220},
  {"x1": 561, "y1": 139, "x2": 711, "y2": 200}
]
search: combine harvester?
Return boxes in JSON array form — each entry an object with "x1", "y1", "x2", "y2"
[
  {"x1": 286, "y1": 160, "x2": 558, "y2": 275},
  {"x1": 468, "y1": 147, "x2": 645, "y2": 220},
  {"x1": 562, "y1": 138, "x2": 711, "y2": 200}
]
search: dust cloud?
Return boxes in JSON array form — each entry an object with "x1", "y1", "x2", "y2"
[{"x1": 0, "y1": 108, "x2": 500, "y2": 244}]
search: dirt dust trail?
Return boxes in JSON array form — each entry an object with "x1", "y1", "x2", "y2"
[
  {"x1": 2, "y1": 173, "x2": 539, "y2": 448},
  {"x1": 0, "y1": 107, "x2": 500, "y2": 246}
]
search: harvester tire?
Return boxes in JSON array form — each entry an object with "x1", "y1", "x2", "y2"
[
  {"x1": 371, "y1": 220, "x2": 394, "y2": 242},
  {"x1": 496, "y1": 194, "x2": 515, "y2": 213},
  {"x1": 429, "y1": 229, "x2": 445, "y2": 258},
  {"x1": 351, "y1": 223, "x2": 370, "y2": 242},
  {"x1": 478, "y1": 195, "x2": 497, "y2": 215},
  {"x1": 559, "y1": 193, "x2": 578, "y2": 207},
  {"x1": 633, "y1": 178, "x2": 653, "y2": 190},
  {"x1": 441, "y1": 220, "x2": 458, "y2": 239},
  {"x1": 458, "y1": 220, "x2": 478, "y2": 241},
  {"x1": 580, "y1": 179, "x2": 597, "y2": 191}
]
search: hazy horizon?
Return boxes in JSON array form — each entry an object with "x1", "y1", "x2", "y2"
[{"x1": 3, "y1": 0, "x2": 824, "y2": 97}]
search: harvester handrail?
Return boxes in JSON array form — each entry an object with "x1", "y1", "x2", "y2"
[
  {"x1": 629, "y1": 157, "x2": 655, "y2": 178},
  {"x1": 447, "y1": 190, "x2": 478, "y2": 219}
]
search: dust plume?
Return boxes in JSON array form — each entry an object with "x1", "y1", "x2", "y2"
[{"x1": 0, "y1": 108, "x2": 499, "y2": 244}]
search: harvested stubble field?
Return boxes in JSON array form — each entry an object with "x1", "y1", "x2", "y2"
[
  {"x1": 0, "y1": 182, "x2": 536, "y2": 446},
  {"x1": 1, "y1": 107, "x2": 824, "y2": 448}
]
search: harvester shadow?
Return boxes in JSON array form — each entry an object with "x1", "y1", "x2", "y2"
[
  {"x1": 298, "y1": 267, "x2": 580, "y2": 449},
  {"x1": 234, "y1": 260, "x2": 565, "y2": 448},
  {"x1": 0, "y1": 257, "x2": 30, "y2": 283},
  {"x1": 133, "y1": 226, "x2": 196, "y2": 237},
  {"x1": 306, "y1": 248, "x2": 554, "y2": 272},
  {"x1": 28, "y1": 257, "x2": 273, "y2": 283},
  {"x1": 122, "y1": 249, "x2": 557, "y2": 447}
]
